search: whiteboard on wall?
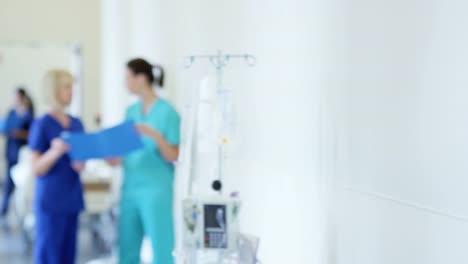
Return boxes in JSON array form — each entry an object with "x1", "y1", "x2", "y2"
[{"x1": 0, "y1": 41, "x2": 82, "y2": 118}]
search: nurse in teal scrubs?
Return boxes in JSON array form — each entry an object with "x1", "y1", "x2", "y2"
[{"x1": 109, "y1": 58, "x2": 180, "y2": 264}]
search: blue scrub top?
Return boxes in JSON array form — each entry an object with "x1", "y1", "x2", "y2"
[
  {"x1": 123, "y1": 98, "x2": 180, "y2": 195},
  {"x1": 4, "y1": 109, "x2": 34, "y2": 163},
  {"x1": 28, "y1": 114, "x2": 85, "y2": 215}
]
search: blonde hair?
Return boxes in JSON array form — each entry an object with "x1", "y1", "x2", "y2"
[{"x1": 43, "y1": 69, "x2": 74, "y2": 106}]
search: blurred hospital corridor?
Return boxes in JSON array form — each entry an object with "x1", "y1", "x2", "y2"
[
  {"x1": 2, "y1": 0, "x2": 468, "y2": 264},
  {"x1": 0, "y1": 189, "x2": 103, "y2": 264}
]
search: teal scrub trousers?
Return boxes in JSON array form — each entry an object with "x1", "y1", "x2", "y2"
[{"x1": 119, "y1": 190, "x2": 174, "y2": 264}]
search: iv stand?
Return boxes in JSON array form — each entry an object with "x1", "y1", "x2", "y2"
[
  {"x1": 184, "y1": 50, "x2": 256, "y2": 197},
  {"x1": 183, "y1": 50, "x2": 256, "y2": 264}
]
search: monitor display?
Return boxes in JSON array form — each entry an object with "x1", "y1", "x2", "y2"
[{"x1": 204, "y1": 204, "x2": 227, "y2": 249}]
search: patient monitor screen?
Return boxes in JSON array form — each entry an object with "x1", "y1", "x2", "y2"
[{"x1": 204, "y1": 204, "x2": 227, "y2": 249}]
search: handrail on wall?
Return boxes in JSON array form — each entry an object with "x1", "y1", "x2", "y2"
[{"x1": 339, "y1": 184, "x2": 468, "y2": 223}]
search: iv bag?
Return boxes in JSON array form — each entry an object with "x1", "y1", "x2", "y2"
[
  {"x1": 217, "y1": 86, "x2": 237, "y2": 141},
  {"x1": 197, "y1": 77, "x2": 218, "y2": 154}
]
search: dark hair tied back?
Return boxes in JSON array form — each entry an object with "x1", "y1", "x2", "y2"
[
  {"x1": 17, "y1": 87, "x2": 27, "y2": 97},
  {"x1": 127, "y1": 58, "x2": 164, "y2": 88},
  {"x1": 152, "y1": 65, "x2": 164, "y2": 87},
  {"x1": 16, "y1": 86, "x2": 35, "y2": 116}
]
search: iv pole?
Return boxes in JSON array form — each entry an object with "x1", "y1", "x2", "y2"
[
  {"x1": 182, "y1": 50, "x2": 256, "y2": 264},
  {"x1": 184, "y1": 50, "x2": 256, "y2": 196}
]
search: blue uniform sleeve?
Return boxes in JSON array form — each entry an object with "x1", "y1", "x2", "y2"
[
  {"x1": 28, "y1": 119, "x2": 49, "y2": 153},
  {"x1": 4, "y1": 110, "x2": 15, "y2": 135},
  {"x1": 166, "y1": 109, "x2": 181, "y2": 146}
]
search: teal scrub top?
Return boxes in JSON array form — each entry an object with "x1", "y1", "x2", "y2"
[{"x1": 123, "y1": 99, "x2": 181, "y2": 194}]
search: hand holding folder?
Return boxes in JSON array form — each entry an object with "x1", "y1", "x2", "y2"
[{"x1": 63, "y1": 121, "x2": 144, "y2": 161}]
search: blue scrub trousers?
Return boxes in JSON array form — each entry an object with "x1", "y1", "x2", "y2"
[
  {"x1": 1, "y1": 161, "x2": 16, "y2": 216},
  {"x1": 34, "y1": 212, "x2": 79, "y2": 264},
  {"x1": 119, "y1": 191, "x2": 174, "y2": 264}
]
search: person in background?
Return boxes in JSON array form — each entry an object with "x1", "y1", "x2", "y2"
[
  {"x1": 108, "y1": 58, "x2": 180, "y2": 264},
  {"x1": 0, "y1": 87, "x2": 35, "y2": 223},
  {"x1": 29, "y1": 70, "x2": 85, "y2": 264}
]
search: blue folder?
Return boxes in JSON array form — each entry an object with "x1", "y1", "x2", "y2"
[{"x1": 63, "y1": 121, "x2": 144, "y2": 161}]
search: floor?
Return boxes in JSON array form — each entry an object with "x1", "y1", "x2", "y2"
[{"x1": 0, "y1": 185, "x2": 113, "y2": 264}]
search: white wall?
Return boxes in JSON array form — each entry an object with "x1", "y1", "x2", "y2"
[
  {"x1": 101, "y1": 0, "x2": 330, "y2": 263},
  {"x1": 102, "y1": 0, "x2": 468, "y2": 263},
  {"x1": 0, "y1": 42, "x2": 81, "y2": 116},
  {"x1": 101, "y1": 0, "x2": 175, "y2": 127},
  {"x1": 0, "y1": 0, "x2": 101, "y2": 129},
  {"x1": 330, "y1": 0, "x2": 468, "y2": 263},
  {"x1": 170, "y1": 2, "x2": 327, "y2": 263}
]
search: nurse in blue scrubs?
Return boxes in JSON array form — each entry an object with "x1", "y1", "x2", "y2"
[
  {"x1": 108, "y1": 58, "x2": 180, "y2": 264},
  {"x1": 29, "y1": 70, "x2": 85, "y2": 264},
  {"x1": 1, "y1": 88, "x2": 34, "y2": 219}
]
